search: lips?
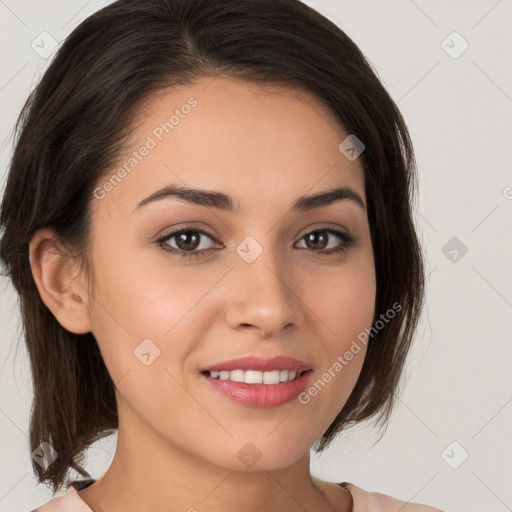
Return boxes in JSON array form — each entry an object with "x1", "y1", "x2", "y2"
[
  {"x1": 201, "y1": 368, "x2": 313, "y2": 407},
  {"x1": 198, "y1": 355, "x2": 314, "y2": 407},
  {"x1": 199, "y1": 354, "x2": 312, "y2": 373}
]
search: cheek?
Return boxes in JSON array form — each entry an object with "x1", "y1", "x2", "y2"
[
  {"x1": 298, "y1": 251, "x2": 376, "y2": 411},
  {"x1": 306, "y1": 251, "x2": 376, "y2": 345},
  {"x1": 87, "y1": 240, "x2": 222, "y2": 380}
]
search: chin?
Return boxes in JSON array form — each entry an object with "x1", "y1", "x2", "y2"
[{"x1": 201, "y1": 435, "x2": 312, "y2": 473}]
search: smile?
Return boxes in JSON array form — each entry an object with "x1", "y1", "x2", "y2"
[{"x1": 201, "y1": 369, "x2": 313, "y2": 407}]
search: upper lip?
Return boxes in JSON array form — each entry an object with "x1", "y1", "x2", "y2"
[{"x1": 199, "y1": 355, "x2": 312, "y2": 373}]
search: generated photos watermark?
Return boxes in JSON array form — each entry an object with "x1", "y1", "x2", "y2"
[
  {"x1": 93, "y1": 97, "x2": 198, "y2": 200},
  {"x1": 298, "y1": 301, "x2": 402, "y2": 404}
]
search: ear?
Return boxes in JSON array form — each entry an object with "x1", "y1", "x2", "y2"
[{"x1": 29, "y1": 227, "x2": 93, "y2": 334}]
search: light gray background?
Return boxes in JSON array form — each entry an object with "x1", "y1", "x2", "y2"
[{"x1": 1, "y1": 1, "x2": 511, "y2": 511}]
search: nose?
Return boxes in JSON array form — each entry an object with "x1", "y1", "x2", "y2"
[{"x1": 224, "y1": 242, "x2": 305, "y2": 338}]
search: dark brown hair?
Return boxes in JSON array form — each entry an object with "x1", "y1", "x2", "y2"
[{"x1": 0, "y1": 0, "x2": 425, "y2": 494}]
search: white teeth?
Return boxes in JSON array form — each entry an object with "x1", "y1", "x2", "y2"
[
  {"x1": 263, "y1": 370, "x2": 280, "y2": 384},
  {"x1": 209, "y1": 369, "x2": 302, "y2": 384},
  {"x1": 245, "y1": 370, "x2": 263, "y2": 384},
  {"x1": 230, "y1": 370, "x2": 245, "y2": 383}
]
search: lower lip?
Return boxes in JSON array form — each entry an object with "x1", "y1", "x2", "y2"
[{"x1": 200, "y1": 370, "x2": 313, "y2": 407}]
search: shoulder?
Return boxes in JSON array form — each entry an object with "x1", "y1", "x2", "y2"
[
  {"x1": 342, "y1": 481, "x2": 446, "y2": 512},
  {"x1": 31, "y1": 479, "x2": 95, "y2": 512}
]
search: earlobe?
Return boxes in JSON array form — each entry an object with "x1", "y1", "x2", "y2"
[{"x1": 29, "y1": 228, "x2": 93, "y2": 334}]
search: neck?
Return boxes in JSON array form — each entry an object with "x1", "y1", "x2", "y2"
[{"x1": 78, "y1": 409, "x2": 349, "y2": 512}]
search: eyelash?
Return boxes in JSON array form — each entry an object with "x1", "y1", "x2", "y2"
[{"x1": 156, "y1": 226, "x2": 356, "y2": 260}]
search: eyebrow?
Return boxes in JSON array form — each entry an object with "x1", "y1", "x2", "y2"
[{"x1": 133, "y1": 184, "x2": 366, "y2": 214}]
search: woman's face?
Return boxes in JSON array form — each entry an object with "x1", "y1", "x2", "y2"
[{"x1": 84, "y1": 76, "x2": 376, "y2": 471}]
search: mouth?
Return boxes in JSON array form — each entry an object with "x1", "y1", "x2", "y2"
[
  {"x1": 200, "y1": 366, "x2": 313, "y2": 408},
  {"x1": 198, "y1": 354, "x2": 313, "y2": 407}
]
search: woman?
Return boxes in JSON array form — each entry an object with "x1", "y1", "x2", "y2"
[{"x1": 0, "y1": 0, "x2": 444, "y2": 510}]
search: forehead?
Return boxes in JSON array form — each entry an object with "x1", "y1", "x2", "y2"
[{"x1": 95, "y1": 76, "x2": 365, "y2": 217}]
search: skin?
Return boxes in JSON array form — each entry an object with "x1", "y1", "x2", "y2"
[{"x1": 29, "y1": 76, "x2": 376, "y2": 512}]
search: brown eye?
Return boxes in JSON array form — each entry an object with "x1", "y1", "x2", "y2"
[
  {"x1": 173, "y1": 231, "x2": 202, "y2": 251},
  {"x1": 296, "y1": 229, "x2": 356, "y2": 255},
  {"x1": 157, "y1": 227, "x2": 219, "y2": 260}
]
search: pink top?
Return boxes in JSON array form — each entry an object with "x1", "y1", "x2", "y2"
[{"x1": 32, "y1": 479, "x2": 446, "y2": 511}]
